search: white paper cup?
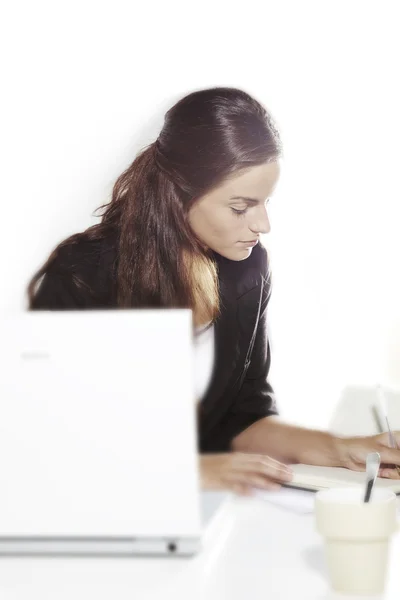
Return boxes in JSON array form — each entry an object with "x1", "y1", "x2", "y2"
[{"x1": 315, "y1": 486, "x2": 398, "y2": 596}]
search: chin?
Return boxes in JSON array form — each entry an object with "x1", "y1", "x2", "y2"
[
  {"x1": 217, "y1": 247, "x2": 253, "y2": 262},
  {"x1": 236, "y1": 248, "x2": 253, "y2": 261}
]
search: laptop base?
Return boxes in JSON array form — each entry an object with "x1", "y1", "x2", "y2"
[{"x1": 0, "y1": 536, "x2": 201, "y2": 557}]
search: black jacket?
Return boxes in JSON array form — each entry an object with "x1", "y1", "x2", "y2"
[{"x1": 30, "y1": 235, "x2": 278, "y2": 452}]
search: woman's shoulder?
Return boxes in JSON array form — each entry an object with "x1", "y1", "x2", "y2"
[
  {"x1": 51, "y1": 233, "x2": 118, "y2": 277},
  {"x1": 31, "y1": 232, "x2": 118, "y2": 309}
]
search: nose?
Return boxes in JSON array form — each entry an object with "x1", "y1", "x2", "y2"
[{"x1": 249, "y1": 205, "x2": 271, "y2": 236}]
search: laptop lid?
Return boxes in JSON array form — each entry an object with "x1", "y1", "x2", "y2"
[{"x1": 0, "y1": 309, "x2": 202, "y2": 554}]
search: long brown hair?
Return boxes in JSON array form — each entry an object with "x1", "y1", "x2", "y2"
[{"x1": 27, "y1": 87, "x2": 282, "y2": 325}]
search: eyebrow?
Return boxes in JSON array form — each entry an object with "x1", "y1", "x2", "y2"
[{"x1": 229, "y1": 196, "x2": 263, "y2": 205}]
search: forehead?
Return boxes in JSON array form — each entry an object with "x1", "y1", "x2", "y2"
[{"x1": 211, "y1": 161, "x2": 281, "y2": 201}]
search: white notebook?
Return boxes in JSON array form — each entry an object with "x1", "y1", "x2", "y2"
[{"x1": 286, "y1": 464, "x2": 400, "y2": 494}]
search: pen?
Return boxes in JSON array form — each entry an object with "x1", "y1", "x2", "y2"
[{"x1": 376, "y1": 384, "x2": 400, "y2": 477}]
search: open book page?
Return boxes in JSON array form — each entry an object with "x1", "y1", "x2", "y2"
[{"x1": 287, "y1": 464, "x2": 400, "y2": 493}]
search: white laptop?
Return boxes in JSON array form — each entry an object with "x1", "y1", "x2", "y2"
[{"x1": 0, "y1": 309, "x2": 227, "y2": 556}]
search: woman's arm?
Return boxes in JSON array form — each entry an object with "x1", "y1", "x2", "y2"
[
  {"x1": 231, "y1": 415, "x2": 400, "y2": 476},
  {"x1": 231, "y1": 416, "x2": 340, "y2": 465},
  {"x1": 29, "y1": 245, "x2": 107, "y2": 310},
  {"x1": 30, "y1": 270, "x2": 90, "y2": 309}
]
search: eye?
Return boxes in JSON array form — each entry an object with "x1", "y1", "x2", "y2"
[{"x1": 231, "y1": 207, "x2": 248, "y2": 216}]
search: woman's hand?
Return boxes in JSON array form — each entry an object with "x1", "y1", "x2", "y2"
[
  {"x1": 337, "y1": 432, "x2": 400, "y2": 478},
  {"x1": 200, "y1": 452, "x2": 293, "y2": 495}
]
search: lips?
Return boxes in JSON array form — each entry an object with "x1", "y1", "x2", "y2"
[{"x1": 240, "y1": 239, "x2": 259, "y2": 245}]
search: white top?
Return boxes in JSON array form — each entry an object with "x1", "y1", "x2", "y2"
[{"x1": 193, "y1": 323, "x2": 215, "y2": 402}]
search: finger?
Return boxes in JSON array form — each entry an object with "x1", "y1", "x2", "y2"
[
  {"x1": 243, "y1": 474, "x2": 282, "y2": 491},
  {"x1": 230, "y1": 482, "x2": 255, "y2": 496},
  {"x1": 379, "y1": 467, "x2": 400, "y2": 479},
  {"x1": 235, "y1": 458, "x2": 293, "y2": 482},
  {"x1": 256, "y1": 460, "x2": 293, "y2": 482},
  {"x1": 237, "y1": 453, "x2": 292, "y2": 472},
  {"x1": 345, "y1": 461, "x2": 366, "y2": 472},
  {"x1": 245, "y1": 463, "x2": 292, "y2": 483},
  {"x1": 225, "y1": 472, "x2": 282, "y2": 491},
  {"x1": 377, "y1": 447, "x2": 400, "y2": 466},
  {"x1": 350, "y1": 460, "x2": 400, "y2": 478}
]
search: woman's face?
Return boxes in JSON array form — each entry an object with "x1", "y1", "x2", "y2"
[{"x1": 188, "y1": 161, "x2": 280, "y2": 261}]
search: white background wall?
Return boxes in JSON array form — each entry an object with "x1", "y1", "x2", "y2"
[{"x1": 1, "y1": 0, "x2": 400, "y2": 429}]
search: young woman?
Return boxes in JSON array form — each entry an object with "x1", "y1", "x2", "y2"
[{"x1": 28, "y1": 87, "x2": 400, "y2": 494}]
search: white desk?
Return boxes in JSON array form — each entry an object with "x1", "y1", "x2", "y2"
[{"x1": 0, "y1": 492, "x2": 399, "y2": 600}]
